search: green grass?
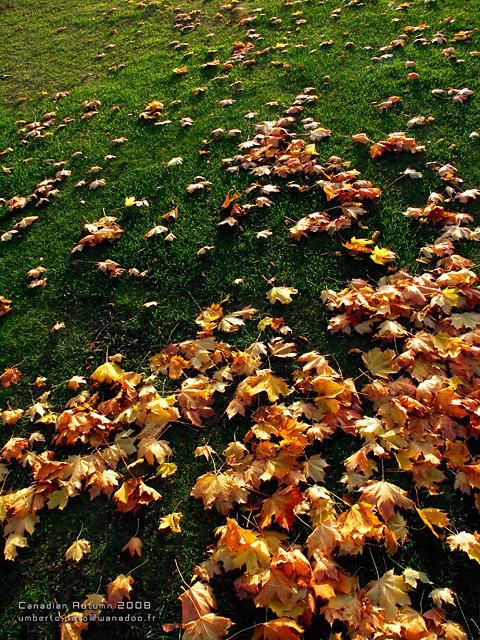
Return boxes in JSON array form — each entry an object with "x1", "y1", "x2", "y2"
[{"x1": 1, "y1": 0, "x2": 480, "y2": 638}]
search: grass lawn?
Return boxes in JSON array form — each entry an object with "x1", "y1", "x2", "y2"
[{"x1": 1, "y1": 0, "x2": 480, "y2": 638}]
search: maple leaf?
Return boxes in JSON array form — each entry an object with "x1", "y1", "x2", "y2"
[
  {"x1": 2, "y1": 408, "x2": 24, "y2": 426},
  {"x1": 72, "y1": 216, "x2": 123, "y2": 252},
  {"x1": 370, "y1": 132, "x2": 425, "y2": 158},
  {"x1": 256, "y1": 229, "x2": 273, "y2": 239},
  {"x1": 60, "y1": 612, "x2": 88, "y2": 640},
  {"x1": 4, "y1": 532, "x2": 28, "y2": 561},
  {"x1": 306, "y1": 522, "x2": 341, "y2": 557},
  {"x1": 80, "y1": 594, "x2": 107, "y2": 620},
  {"x1": 1, "y1": 230, "x2": 19, "y2": 242},
  {"x1": 137, "y1": 436, "x2": 172, "y2": 465},
  {"x1": 370, "y1": 246, "x2": 397, "y2": 265},
  {"x1": 1, "y1": 437, "x2": 30, "y2": 462},
  {"x1": 67, "y1": 376, "x2": 86, "y2": 391},
  {"x1": 416, "y1": 508, "x2": 450, "y2": 538},
  {"x1": 447, "y1": 531, "x2": 480, "y2": 564},
  {"x1": 218, "y1": 307, "x2": 257, "y2": 333},
  {"x1": 179, "y1": 582, "x2": 216, "y2": 624},
  {"x1": 352, "y1": 133, "x2": 371, "y2": 144},
  {"x1": 396, "y1": 607, "x2": 428, "y2": 638},
  {"x1": 450, "y1": 312, "x2": 480, "y2": 330},
  {"x1": 441, "y1": 622, "x2": 468, "y2": 640},
  {"x1": 106, "y1": 574, "x2": 134, "y2": 608},
  {"x1": 122, "y1": 536, "x2": 143, "y2": 557},
  {"x1": 260, "y1": 486, "x2": 304, "y2": 530},
  {"x1": 89, "y1": 178, "x2": 106, "y2": 189},
  {"x1": 157, "y1": 462, "x2": 178, "y2": 478},
  {"x1": 252, "y1": 618, "x2": 303, "y2": 640},
  {"x1": 429, "y1": 587, "x2": 456, "y2": 608},
  {"x1": 359, "y1": 480, "x2": 414, "y2": 521},
  {"x1": 402, "y1": 568, "x2": 431, "y2": 588},
  {"x1": 158, "y1": 512, "x2": 183, "y2": 533},
  {"x1": 182, "y1": 614, "x2": 233, "y2": 640},
  {"x1": 90, "y1": 361, "x2": 124, "y2": 384},
  {"x1": 337, "y1": 502, "x2": 384, "y2": 553},
  {"x1": 361, "y1": 348, "x2": 400, "y2": 378},
  {"x1": 195, "y1": 303, "x2": 224, "y2": 331},
  {"x1": 113, "y1": 478, "x2": 161, "y2": 513},
  {"x1": 145, "y1": 224, "x2": 169, "y2": 238},
  {"x1": 187, "y1": 179, "x2": 212, "y2": 194},
  {"x1": 140, "y1": 100, "x2": 164, "y2": 120},
  {"x1": 0, "y1": 296, "x2": 13, "y2": 317},
  {"x1": 195, "y1": 444, "x2": 216, "y2": 460},
  {"x1": 48, "y1": 488, "x2": 69, "y2": 510},
  {"x1": 191, "y1": 471, "x2": 248, "y2": 514},
  {"x1": 366, "y1": 570, "x2": 411, "y2": 620},
  {"x1": 342, "y1": 237, "x2": 374, "y2": 255},
  {"x1": 0, "y1": 367, "x2": 21, "y2": 388},
  {"x1": 97, "y1": 260, "x2": 124, "y2": 278},
  {"x1": 267, "y1": 286, "x2": 298, "y2": 305},
  {"x1": 304, "y1": 455, "x2": 328, "y2": 482},
  {"x1": 253, "y1": 550, "x2": 311, "y2": 616},
  {"x1": 247, "y1": 371, "x2": 290, "y2": 403},
  {"x1": 65, "y1": 539, "x2": 91, "y2": 562},
  {"x1": 211, "y1": 519, "x2": 271, "y2": 574}
]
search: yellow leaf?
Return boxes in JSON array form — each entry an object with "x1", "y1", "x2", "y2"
[
  {"x1": 442, "y1": 287, "x2": 461, "y2": 307},
  {"x1": 447, "y1": 531, "x2": 480, "y2": 564},
  {"x1": 430, "y1": 587, "x2": 456, "y2": 607},
  {"x1": 258, "y1": 316, "x2": 273, "y2": 331},
  {"x1": 2, "y1": 408, "x2": 24, "y2": 426},
  {"x1": 191, "y1": 472, "x2": 248, "y2": 514},
  {"x1": 352, "y1": 132, "x2": 371, "y2": 144},
  {"x1": 156, "y1": 462, "x2": 178, "y2": 477},
  {"x1": 60, "y1": 611, "x2": 88, "y2": 640},
  {"x1": 362, "y1": 348, "x2": 399, "y2": 378},
  {"x1": 370, "y1": 246, "x2": 397, "y2": 265},
  {"x1": 158, "y1": 512, "x2": 183, "y2": 533},
  {"x1": 402, "y1": 568, "x2": 431, "y2": 588},
  {"x1": 342, "y1": 237, "x2": 374, "y2": 254},
  {"x1": 4, "y1": 533, "x2": 28, "y2": 561},
  {"x1": 90, "y1": 361, "x2": 124, "y2": 384},
  {"x1": 366, "y1": 570, "x2": 411, "y2": 620},
  {"x1": 416, "y1": 507, "x2": 450, "y2": 538},
  {"x1": 441, "y1": 621, "x2": 468, "y2": 640},
  {"x1": 247, "y1": 371, "x2": 290, "y2": 402},
  {"x1": 267, "y1": 286, "x2": 298, "y2": 305},
  {"x1": 65, "y1": 539, "x2": 91, "y2": 562},
  {"x1": 48, "y1": 488, "x2": 69, "y2": 510}
]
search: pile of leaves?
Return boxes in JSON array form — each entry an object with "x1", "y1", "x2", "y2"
[
  {"x1": 71, "y1": 216, "x2": 124, "y2": 253},
  {"x1": 2, "y1": 168, "x2": 71, "y2": 214},
  {"x1": 220, "y1": 89, "x2": 381, "y2": 235},
  {"x1": 1, "y1": 2, "x2": 480, "y2": 639},
  {"x1": 2, "y1": 257, "x2": 480, "y2": 638}
]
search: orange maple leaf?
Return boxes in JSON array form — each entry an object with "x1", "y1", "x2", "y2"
[
  {"x1": 106, "y1": 574, "x2": 134, "y2": 609},
  {"x1": 359, "y1": 481, "x2": 414, "y2": 521}
]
